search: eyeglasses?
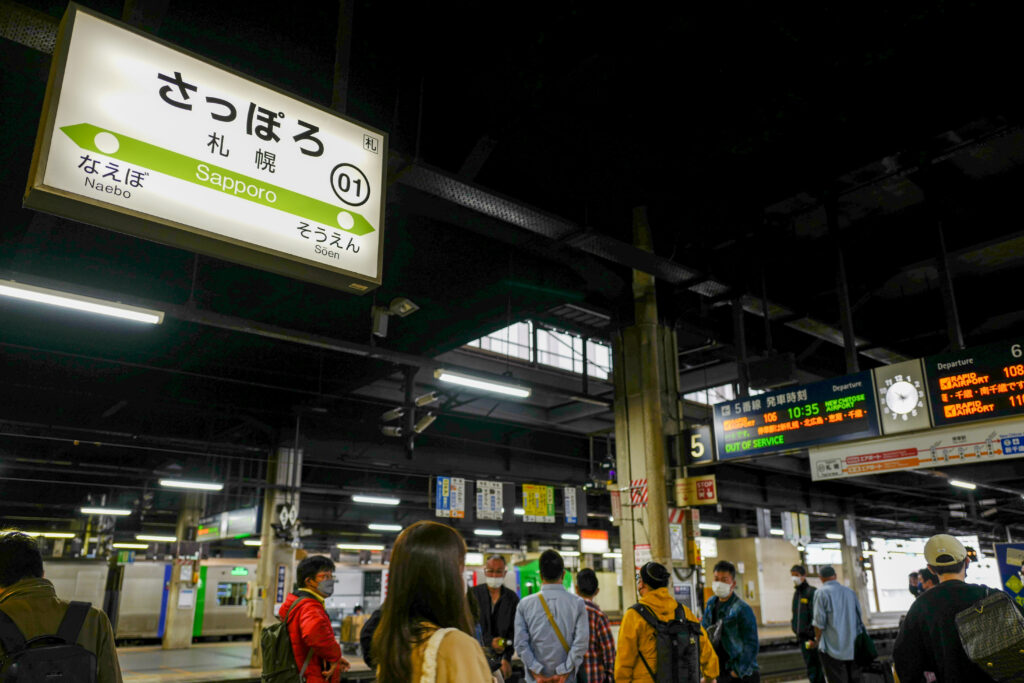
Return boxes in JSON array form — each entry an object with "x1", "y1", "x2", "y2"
[{"x1": 316, "y1": 572, "x2": 335, "y2": 580}]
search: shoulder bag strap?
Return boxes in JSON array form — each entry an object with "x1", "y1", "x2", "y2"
[
  {"x1": 629, "y1": 604, "x2": 658, "y2": 680},
  {"x1": 0, "y1": 608, "x2": 27, "y2": 655},
  {"x1": 538, "y1": 594, "x2": 570, "y2": 654},
  {"x1": 284, "y1": 596, "x2": 314, "y2": 682},
  {"x1": 419, "y1": 628, "x2": 455, "y2": 683},
  {"x1": 56, "y1": 601, "x2": 92, "y2": 645},
  {"x1": 283, "y1": 595, "x2": 310, "y2": 623}
]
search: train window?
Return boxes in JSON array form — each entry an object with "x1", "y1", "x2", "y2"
[{"x1": 216, "y1": 582, "x2": 248, "y2": 607}]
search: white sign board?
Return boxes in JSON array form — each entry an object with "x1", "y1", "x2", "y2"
[
  {"x1": 564, "y1": 487, "x2": 578, "y2": 525},
  {"x1": 26, "y1": 6, "x2": 386, "y2": 293},
  {"x1": 476, "y1": 480, "x2": 502, "y2": 521},
  {"x1": 810, "y1": 417, "x2": 1024, "y2": 480}
]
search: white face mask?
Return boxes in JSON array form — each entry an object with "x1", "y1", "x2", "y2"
[
  {"x1": 712, "y1": 581, "x2": 732, "y2": 599},
  {"x1": 485, "y1": 576, "x2": 504, "y2": 589},
  {"x1": 792, "y1": 576, "x2": 803, "y2": 586}
]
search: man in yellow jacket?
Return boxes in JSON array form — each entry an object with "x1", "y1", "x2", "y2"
[{"x1": 615, "y1": 562, "x2": 718, "y2": 683}]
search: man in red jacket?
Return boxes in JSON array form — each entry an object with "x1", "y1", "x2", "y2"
[{"x1": 278, "y1": 556, "x2": 350, "y2": 683}]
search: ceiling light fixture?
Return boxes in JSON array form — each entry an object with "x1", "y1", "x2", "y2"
[
  {"x1": 561, "y1": 533, "x2": 580, "y2": 540},
  {"x1": 699, "y1": 523, "x2": 722, "y2": 531},
  {"x1": 352, "y1": 494, "x2": 400, "y2": 506},
  {"x1": 513, "y1": 508, "x2": 525, "y2": 515},
  {"x1": 602, "y1": 552, "x2": 622, "y2": 559},
  {"x1": 474, "y1": 529, "x2": 502, "y2": 537},
  {"x1": 80, "y1": 507, "x2": 131, "y2": 516},
  {"x1": 159, "y1": 479, "x2": 224, "y2": 491},
  {"x1": 826, "y1": 532, "x2": 843, "y2": 540},
  {"x1": 112, "y1": 543, "x2": 149, "y2": 549},
  {"x1": 950, "y1": 480, "x2": 977, "y2": 490},
  {"x1": 242, "y1": 539, "x2": 262, "y2": 547},
  {"x1": 136, "y1": 534, "x2": 177, "y2": 542},
  {"x1": 368, "y1": 523, "x2": 402, "y2": 532},
  {"x1": 769, "y1": 528, "x2": 784, "y2": 536},
  {"x1": 0, "y1": 279, "x2": 165, "y2": 324},
  {"x1": 337, "y1": 543, "x2": 385, "y2": 551},
  {"x1": 434, "y1": 369, "x2": 531, "y2": 398}
]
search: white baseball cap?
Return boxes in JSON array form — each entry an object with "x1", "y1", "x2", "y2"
[{"x1": 924, "y1": 534, "x2": 967, "y2": 567}]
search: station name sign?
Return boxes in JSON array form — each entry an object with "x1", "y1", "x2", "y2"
[
  {"x1": 25, "y1": 4, "x2": 386, "y2": 293},
  {"x1": 713, "y1": 371, "x2": 880, "y2": 460}
]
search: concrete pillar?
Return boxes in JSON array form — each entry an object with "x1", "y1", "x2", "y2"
[
  {"x1": 250, "y1": 446, "x2": 303, "y2": 668},
  {"x1": 839, "y1": 517, "x2": 871, "y2": 622},
  {"x1": 162, "y1": 493, "x2": 202, "y2": 650},
  {"x1": 613, "y1": 207, "x2": 673, "y2": 608}
]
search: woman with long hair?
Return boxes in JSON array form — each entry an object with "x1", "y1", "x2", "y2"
[{"x1": 372, "y1": 520, "x2": 493, "y2": 682}]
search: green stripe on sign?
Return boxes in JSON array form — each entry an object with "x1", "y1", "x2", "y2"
[{"x1": 60, "y1": 123, "x2": 375, "y2": 236}]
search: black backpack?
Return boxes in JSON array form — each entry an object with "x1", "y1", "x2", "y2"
[
  {"x1": 0, "y1": 601, "x2": 96, "y2": 683},
  {"x1": 630, "y1": 603, "x2": 702, "y2": 683}
]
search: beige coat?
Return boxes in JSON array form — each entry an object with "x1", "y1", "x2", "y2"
[{"x1": 401, "y1": 623, "x2": 493, "y2": 682}]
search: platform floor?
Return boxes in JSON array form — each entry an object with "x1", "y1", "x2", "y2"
[{"x1": 117, "y1": 643, "x2": 371, "y2": 683}]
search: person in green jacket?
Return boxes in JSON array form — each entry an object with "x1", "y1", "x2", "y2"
[{"x1": 0, "y1": 531, "x2": 123, "y2": 682}]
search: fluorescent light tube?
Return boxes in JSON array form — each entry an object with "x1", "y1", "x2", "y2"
[
  {"x1": 243, "y1": 539, "x2": 262, "y2": 546},
  {"x1": 699, "y1": 523, "x2": 722, "y2": 531},
  {"x1": 602, "y1": 552, "x2": 622, "y2": 559},
  {"x1": 514, "y1": 508, "x2": 525, "y2": 515},
  {"x1": 352, "y1": 495, "x2": 400, "y2": 506},
  {"x1": 136, "y1": 534, "x2": 177, "y2": 542},
  {"x1": 159, "y1": 479, "x2": 224, "y2": 491},
  {"x1": 337, "y1": 543, "x2": 385, "y2": 551},
  {"x1": 434, "y1": 369, "x2": 531, "y2": 398},
  {"x1": 38, "y1": 532, "x2": 76, "y2": 539},
  {"x1": 561, "y1": 533, "x2": 580, "y2": 540},
  {"x1": 561, "y1": 550, "x2": 581, "y2": 557},
  {"x1": 770, "y1": 528, "x2": 784, "y2": 536},
  {"x1": 826, "y1": 533, "x2": 843, "y2": 540},
  {"x1": 81, "y1": 507, "x2": 131, "y2": 516},
  {"x1": 0, "y1": 279, "x2": 164, "y2": 324},
  {"x1": 950, "y1": 480, "x2": 977, "y2": 490},
  {"x1": 112, "y1": 543, "x2": 149, "y2": 549},
  {"x1": 474, "y1": 529, "x2": 502, "y2": 537},
  {"x1": 368, "y1": 523, "x2": 402, "y2": 532}
]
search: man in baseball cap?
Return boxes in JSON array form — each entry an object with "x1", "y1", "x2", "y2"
[{"x1": 893, "y1": 533, "x2": 996, "y2": 682}]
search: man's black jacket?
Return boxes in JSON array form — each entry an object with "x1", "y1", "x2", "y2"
[{"x1": 791, "y1": 580, "x2": 816, "y2": 639}]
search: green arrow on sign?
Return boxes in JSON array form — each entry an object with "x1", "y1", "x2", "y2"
[{"x1": 60, "y1": 123, "x2": 375, "y2": 237}]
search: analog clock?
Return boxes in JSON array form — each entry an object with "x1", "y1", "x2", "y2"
[
  {"x1": 885, "y1": 380, "x2": 920, "y2": 416},
  {"x1": 873, "y1": 359, "x2": 932, "y2": 435}
]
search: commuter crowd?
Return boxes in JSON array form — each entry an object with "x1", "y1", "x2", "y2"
[{"x1": 1, "y1": 524, "x2": 1022, "y2": 683}]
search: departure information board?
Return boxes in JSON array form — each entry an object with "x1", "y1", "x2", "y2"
[
  {"x1": 925, "y1": 340, "x2": 1024, "y2": 426},
  {"x1": 713, "y1": 371, "x2": 880, "y2": 460}
]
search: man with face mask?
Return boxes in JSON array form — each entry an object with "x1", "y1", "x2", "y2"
[
  {"x1": 469, "y1": 554, "x2": 520, "y2": 680},
  {"x1": 790, "y1": 565, "x2": 823, "y2": 683},
  {"x1": 278, "y1": 556, "x2": 350, "y2": 683},
  {"x1": 701, "y1": 560, "x2": 760, "y2": 682}
]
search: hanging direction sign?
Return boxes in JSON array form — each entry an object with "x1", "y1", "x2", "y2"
[
  {"x1": 25, "y1": 5, "x2": 386, "y2": 293},
  {"x1": 810, "y1": 417, "x2": 1024, "y2": 480},
  {"x1": 522, "y1": 484, "x2": 555, "y2": 523},
  {"x1": 713, "y1": 371, "x2": 880, "y2": 460},
  {"x1": 925, "y1": 340, "x2": 1024, "y2": 427},
  {"x1": 435, "y1": 477, "x2": 466, "y2": 519},
  {"x1": 476, "y1": 480, "x2": 502, "y2": 521}
]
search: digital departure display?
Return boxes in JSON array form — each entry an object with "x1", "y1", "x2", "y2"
[
  {"x1": 925, "y1": 340, "x2": 1024, "y2": 426},
  {"x1": 713, "y1": 371, "x2": 881, "y2": 460}
]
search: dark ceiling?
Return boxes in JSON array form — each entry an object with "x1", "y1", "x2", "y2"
[{"x1": 1, "y1": 0, "x2": 1023, "y2": 551}]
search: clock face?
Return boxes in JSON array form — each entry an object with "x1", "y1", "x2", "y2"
[{"x1": 885, "y1": 380, "x2": 920, "y2": 415}]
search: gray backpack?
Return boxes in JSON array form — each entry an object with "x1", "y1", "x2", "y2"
[{"x1": 0, "y1": 601, "x2": 96, "y2": 683}]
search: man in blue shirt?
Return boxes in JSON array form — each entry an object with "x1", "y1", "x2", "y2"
[
  {"x1": 515, "y1": 549, "x2": 589, "y2": 683},
  {"x1": 810, "y1": 565, "x2": 862, "y2": 683}
]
